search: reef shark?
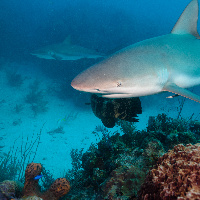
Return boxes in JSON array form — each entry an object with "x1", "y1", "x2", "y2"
[
  {"x1": 71, "y1": 0, "x2": 200, "y2": 103},
  {"x1": 31, "y1": 36, "x2": 104, "y2": 60}
]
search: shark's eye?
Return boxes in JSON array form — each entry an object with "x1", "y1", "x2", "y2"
[{"x1": 117, "y1": 82, "x2": 121, "y2": 87}]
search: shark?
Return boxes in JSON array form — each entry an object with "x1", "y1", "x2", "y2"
[
  {"x1": 31, "y1": 36, "x2": 104, "y2": 60},
  {"x1": 71, "y1": 0, "x2": 200, "y2": 103}
]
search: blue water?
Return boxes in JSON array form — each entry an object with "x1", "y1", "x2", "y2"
[
  {"x1": 0, "y1": 0, "x2": 200, "y2": 195},
  {"x1": 0, "y1": 0, "x2": 193, "y2": 94}
]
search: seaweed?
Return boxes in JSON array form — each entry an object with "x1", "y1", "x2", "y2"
[
  {"x1": 0, "y1": 151, "x2": 20, "y2": 182},
  {"x1": 6, "y1": 70, "x2": 24, "y2": 87},
  {"x1": 0, "y1": 127, "x2": 43, "y2": 184},
  {"x1": 40, "y1": 167, "x2": 55, "y2": 192},
  {"x1": 64, "y1": 113, "x2": 200, "y2": 199},
  {"x1": 64, "y1": 149, "x2": 86, "y2": 199},
  {"x1": 25, "y1": 80, "x2": 48, "y2": 116},
  {"x1": 14, "y1": 104, "x2": 24, "y2": 114}
]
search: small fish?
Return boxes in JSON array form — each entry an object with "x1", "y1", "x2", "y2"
[{"x1": 33, "y1": 174, "x2": 44, "y2": 180}]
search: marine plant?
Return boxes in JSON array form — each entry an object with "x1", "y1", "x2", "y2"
[
  {"x1": 0, "y1": 151, "x2": 20, "y2": 182},
  {"x1": 91, "y1": 94, "x2": 142, "y2": 128},
  {"x1": 0, "y1": 128, "x2": 42, "y2": 183},
  {"x1": 6, "y1": 69, "x2": 24, "y2": 87},
  {"x1": 146, "y1": 113, "x2": 199, "y2": 150},
  {"x1": 25, "y1": 80, "x2": 48, "y2": 116},
  {"x1": 64, "y1": 113, "x2": 200, "y2": 199},
  {"x1": 40, "y1": 166, "x2": 55, "y2": 192},
  {"x1": 15, "y1": 104, "x2": 24, "y2": 114},
  {"x1": 17, "y1": 129, "x2": 42, "y2": 182}
]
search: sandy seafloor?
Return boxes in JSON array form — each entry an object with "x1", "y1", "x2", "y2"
[{"x1": 1, "y1": 60, "x2": 200, "y2": 179}]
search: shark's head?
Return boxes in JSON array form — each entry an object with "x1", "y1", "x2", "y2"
[
  {"x1": 71, "y1": 61, "x2": 126, "y2": 98},
  {"x1": 31, "y1": 48, "x2": 56, "y2": 60},
  {"x1": 71, "y1": 51, "x2": 166, "y2": 98}
]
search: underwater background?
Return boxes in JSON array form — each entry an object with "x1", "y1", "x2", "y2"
[{"x1": 0, "y1": 0, "x2": 200, "y2": 199}]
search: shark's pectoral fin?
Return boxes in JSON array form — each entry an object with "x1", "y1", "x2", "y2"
[
  {"x1": 51, "y1": 54, "x2": 63, "y2": 60},
  {"x1": 163, "y1": 82, "x2": 200, "y2": 103}
]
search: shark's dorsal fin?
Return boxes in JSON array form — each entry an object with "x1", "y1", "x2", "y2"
[
  {"x1": 63, "y1": 36, "x2": 71, "y2": 45},
  {"x1": 171, "y1": 0, "x2": 200, "y2": 38},
  {"x1": 163, "y1": 82, "x2": 200, "y2": 103}
]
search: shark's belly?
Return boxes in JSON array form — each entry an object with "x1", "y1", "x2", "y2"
[{"x1": 171, "y1": 70, "x2": 200, "y2": 88}]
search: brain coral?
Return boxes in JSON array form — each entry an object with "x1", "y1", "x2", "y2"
[{"x1": 138, "y1": 143, "x2": 200, "y2": 200}]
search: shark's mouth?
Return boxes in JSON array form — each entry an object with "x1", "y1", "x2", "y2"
[
  {"x1": 89, "y1": 88, "x2": 130, "y2": 94},
  {"x1": 101, "y1": 93, "x2": 136, "y2": 98},
  {"x1": 88, "y1": 88, "x2": 135, "y2": 98}
]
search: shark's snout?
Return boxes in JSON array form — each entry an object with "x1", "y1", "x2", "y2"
[
  {"x1": 71, "y1": 69, "x2": 114, "y2": 94},
  {"x1": 71, "y1": 74, "x2": 95, "y2": 92},
  {"x1": 71, "y1": 77, "x2": 85, "y2": 91}
]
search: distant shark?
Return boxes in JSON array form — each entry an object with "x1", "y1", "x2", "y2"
[
  {"x1": 71, "y1": 0, "x2": 200, "y2": 103},
  {"x1": 31, "y1": 36, "x2": 104, "y2": 60}
]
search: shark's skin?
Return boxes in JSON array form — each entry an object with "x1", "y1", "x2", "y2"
[
  {"x1": 71, "y1": 0, "x2": 200, "y2": 103},
  {"x1": 31, "y1": 36, "x2": 104, "y2": 61}
]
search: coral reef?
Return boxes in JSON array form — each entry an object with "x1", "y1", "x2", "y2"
[
  {"x1": 138, "y1": 144, "x2": 200, "y2": 200},
  {"x1": 91, "y1": 94, "x2": 142, "y2": 128},
  {"x1": 22, "y1": 163, "x2": 70, "y2": 200},
  {"x1": 23, "y1": 163, "x2": 42, "y2": 197},
  {"x1": 0, "y1": 180, "x2": 22, "y2": 199},
  {"x1": 65, "y1": 114, "x2": 200, "y2": 199},
  {"x1": 101, "y1": 165, "x2": 146, "y2": 199},
  {"x1": 0, "y1": 162, "x2": 70, "y2": 200},
  {"x1": 21, "y1": 197, "x2": 43, "y2": 200},
  {"x1": 41, "y1": 178, "x2": 70, "y2": 200},
  {"x1": 146, "y1": 113, "x2": 199, "y2": 151},
  {"x1": 2, "y1": 114, "x2": 200, "y2": 199}
]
